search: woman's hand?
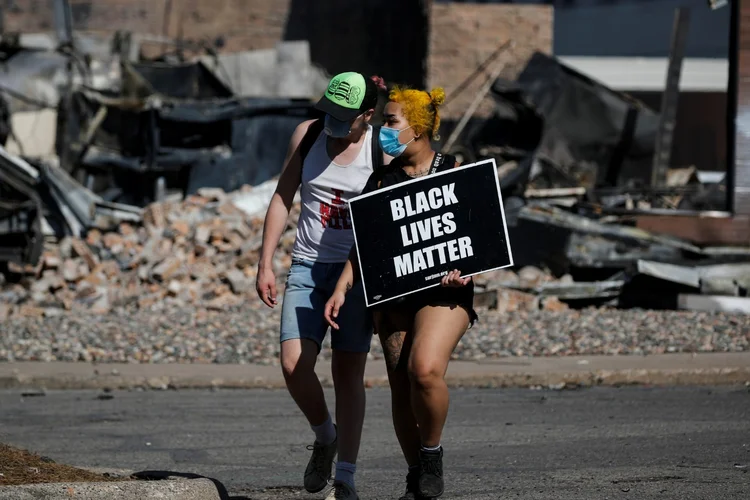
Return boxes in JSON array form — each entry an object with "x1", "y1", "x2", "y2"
[
  {"x1": 441, "y1": 269, "x2": 471, "y2": 288},
  {"x1": 324, "y1": 290, "x2": 347, "y2": 330}
]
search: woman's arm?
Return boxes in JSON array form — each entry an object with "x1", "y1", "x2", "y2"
[
  {"x1": 338, "y1": 247, "x2": 360, "y2": 294},
  {"x1": 324, "y1": 246, "x2": 360, "y2": 329}
]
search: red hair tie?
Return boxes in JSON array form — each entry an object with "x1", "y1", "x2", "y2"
[{"x1": 370, "y1": 75, "x2": 387, "y2": 91}]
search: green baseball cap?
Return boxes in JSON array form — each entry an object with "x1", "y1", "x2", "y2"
[{"x1": 315, "y1": 72, "x2": 372, "y2": 122}]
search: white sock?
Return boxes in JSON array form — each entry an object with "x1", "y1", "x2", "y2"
[
  {"x1": 311, "y1": 414, "x2": 336, "y2": 445},
  {"x1": 421, "y1": 444, "x2": 441, "y2": 452},
  {"x1": 335, "y1": 461, "x2": 356, "y2": 489}
]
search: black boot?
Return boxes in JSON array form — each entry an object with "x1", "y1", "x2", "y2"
[
  {"x1": 418, "y1": 447, "x2": 444, "y2": 498},
  {"x1": 398, "y1": 468, "x2": 420, "y2": 500}
]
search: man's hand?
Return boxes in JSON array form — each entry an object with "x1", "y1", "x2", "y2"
[
  {"x1": 324, "y1": 290, "x2": 346, "y2": 330},
  {"x1": 256, "y1": 266, "x2": 278, "y2": 308},
  {"x1": 441, "y1": 269, "x2": 471, "y2": 288}
]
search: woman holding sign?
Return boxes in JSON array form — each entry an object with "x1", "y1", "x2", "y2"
[{"x1": 325, "y1": 85, "x2": 477, "y2": 500}]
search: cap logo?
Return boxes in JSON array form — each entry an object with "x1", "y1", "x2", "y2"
[{"x1": 327, "y1": 79, "x2": 361, "y2": 106}]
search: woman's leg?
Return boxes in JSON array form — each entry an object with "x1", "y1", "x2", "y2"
[
  {"x1": 375, "y1": 310, "x2": 421, "y2": 468},
  {"x1": 408, "y1": 305, "x2": 469, "y2": 497}
]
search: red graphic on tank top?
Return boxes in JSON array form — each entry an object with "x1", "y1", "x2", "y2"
[{"x1": 320, "y1": 189, "x2": 352, "y2": 230}]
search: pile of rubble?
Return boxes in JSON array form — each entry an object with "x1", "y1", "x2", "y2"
[
  {"x1": 472, "y1": 267, "x2": 572, "y2": 313},
  {"x1": 1, "y1": 180, "x2": 579, "y2": 320},
  {"x1": 0, "y1": 187, "x2": 301, "y2": 319}
]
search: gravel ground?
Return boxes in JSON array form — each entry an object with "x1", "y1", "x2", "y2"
[{"x1": 1, "y1": 303, "x2": 749, "y2": 364}]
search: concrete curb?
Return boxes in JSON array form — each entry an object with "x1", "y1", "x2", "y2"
[
  {"x1": 0, "y1": 478, "x2": 222, "y2": 500},
  {"x1": 1, "y1": 353, "x2": 749, "y2": 390},
  {"x1": 443, "y1": 367, "x2": 750, "y2": 389},
  {"x1": 4, "y1": 369, "x2": 749, "y2": 391}
]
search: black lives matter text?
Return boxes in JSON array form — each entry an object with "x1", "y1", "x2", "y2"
[{"x1": 389, "y1": 182, "x2": 474, "y2": 278}]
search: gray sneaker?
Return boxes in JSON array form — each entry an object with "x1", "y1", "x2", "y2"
[
  {"x1": 325, "y1": 481, "x2": 359, "y2": 500},
  {"x1": 304, "y1": 431, "x2": 338, "y2": 493}
]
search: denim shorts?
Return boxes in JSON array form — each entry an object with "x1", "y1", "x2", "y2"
[{"x1": 280, "y1": 257, "x2": 373, "y2": 353}]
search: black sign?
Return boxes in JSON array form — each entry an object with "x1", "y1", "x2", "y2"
[{"x1": 349, "y1": 158, "x2": 514, "y2": 307}]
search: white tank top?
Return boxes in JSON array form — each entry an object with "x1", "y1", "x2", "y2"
[{"x1": 292, "y1": 125, "x2": 375, "y2": 263}]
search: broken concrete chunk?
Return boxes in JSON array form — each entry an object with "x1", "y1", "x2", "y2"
[
  {"x1": 137, "y1": 293, "x2": 162, "y2": 310},
  {"x1": 16, "y1": 305, "x2": 46, "y2": 317},
  {"x1": 86, "y1": 229, "x2": 102, "y2": 247},
  {"x1": 62, "y1": 258, "x2": 86, "y2": 282},
  {"x1": 58, "y1": 238, "x2": 74, "y2": 259},
  {"x1": 473, "y1": 268, "x2": 520, "y2": 289},
  {"x1": 226, "y1": 233, "x2": 244, "y2": 252},
  {"x1": 170, "y1": 220, "x2": 190, "y2": 237},
  {"x1": 99, "y1": 261, "x2": 121, "y2": 279},
  {"x1": 517, "y1": 266, "x2": 549, "y2": 289},
  {"x1": 196, "y1": 187, "x2": 228, "y2": 202},
  {"x1": 225, "y1": 269, "x2": 252, "y2": 294},
  {"x1": 119, "y1": 222, "x2": 136, "y2": 236},
  {"x1": 235, "y1": 252, "x2": 256, "y2": 269},
  {"x1": 150, "y1": 257, "x2": 182, "y2": 282},
  {"x1": 0, "y1": 303, "x2": 11, "y2": 321},
  {"x1": 700, "y1": 277, "x2": 740, "y2": 297},
  {"x1": 43, "y1": 307, "x2": 64, "y2": 318},
  {"x1": 194, "y1": 225, "x2": 211, "y2": 244},
  {"x1": 496, "y1": 288, "x2": 539, "y2": 313},
  {"x1": 42, "y1": 253, "x2": 62, "y2": 270},
  {"x1": 190, "y1": 260, "x2": 218, "y2": 281},
  {"x1": 143, "y1": 203, "x2": 166, "y2": 228},
  {"x1": 102, "y1": 233, "x2": 125, "y2": 253},
  {"x1": 90, "y1": 287, "x2": 111, "y2": 314},
  {"x1": 678, "y1": 294, "x2": 750, "y2": 314},
  {"x1": 227, "y1": 220, "x2": 252, "y2": 239},
  {"x1": 41, "y1": 270, "x2": 64, "y2": 292},
  {"x1": 71, "y1": 238, "x2": 99, "y2": 270},
  {"x1": 541, "y1": 296, "x2": 569, "y2": 312},
  {"x1": 167, "y1": 280, "x2": 182, "y2": 296},
  {"x1": 205, "y1": 292, "x2": 242, "y2": 311}
]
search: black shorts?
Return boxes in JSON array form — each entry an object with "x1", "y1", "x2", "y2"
[{"x1": 372, "y1": 280, "x2": 478, "y2": 327}]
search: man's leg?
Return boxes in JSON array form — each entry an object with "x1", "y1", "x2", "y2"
[
  {"x1": 331, "y1": 350, "x2": 367, "y2": 478},
  {"x1": 327, "y1": 272, "x2": 373, "y2": 498},
  {"x1": 280, "y1": 338, "x2": 330, "y2": 430},
  {"x1": 279, "y1": 259, "x2": 337, "y2": 493}
]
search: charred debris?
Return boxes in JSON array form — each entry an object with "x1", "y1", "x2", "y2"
[{"x1": 0, "y1": 31, "x2": 744, "y2": 315}]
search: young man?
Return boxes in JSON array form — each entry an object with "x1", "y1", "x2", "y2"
[{"x1": 255, "y1": 72, "x2": 388, "y2": 500}]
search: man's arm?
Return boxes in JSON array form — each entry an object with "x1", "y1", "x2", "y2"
[{"x1": 255, "y1": 119, "x2": 315, "y2": 307}]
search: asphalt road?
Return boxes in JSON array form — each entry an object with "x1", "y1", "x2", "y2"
[{"x1": 1, "y1": 386, "x2": 748, "y2": 499}]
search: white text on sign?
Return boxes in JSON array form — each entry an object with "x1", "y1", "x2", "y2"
[
  {"x1": 389, "y1": 183, "x2": 459, "y2": 220},
  {"x1": 389, "y1": 182, "x2": 474, "y2": 278},
  {"x1": 393, "y1": 238, "x2": 474, "y2": 278},
  {"x1": 399, "y1": 213, "x2": 456, "y2": 246}
]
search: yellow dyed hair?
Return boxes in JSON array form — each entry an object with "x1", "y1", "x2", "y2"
[{"x1": 389, "y1": 85, "x2": 446, "y2": 140}]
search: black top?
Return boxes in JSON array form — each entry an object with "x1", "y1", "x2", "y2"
[{"x1": 359, "y1": 153, "x2": 478, "y2": 324}]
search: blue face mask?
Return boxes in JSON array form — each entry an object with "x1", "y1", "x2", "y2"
[
  {"x1": 324, "y1": 114, "x2": 354, "y2": 138},
  {"x1": 379, "y1": 126, "x2": 413, "y2": 157}
]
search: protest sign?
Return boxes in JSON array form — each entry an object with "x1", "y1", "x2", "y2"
[{"x1": 349, "y1": 158, "x2": 513, "y2": 307}]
